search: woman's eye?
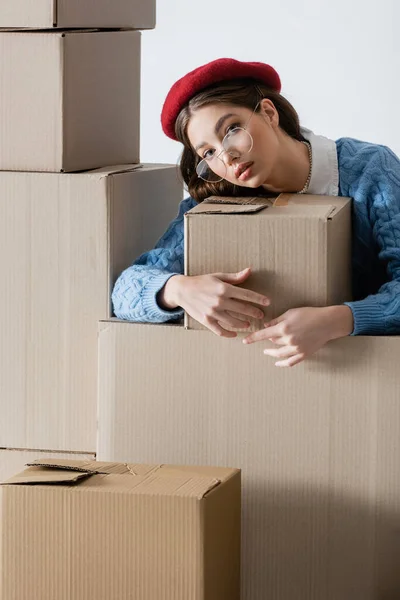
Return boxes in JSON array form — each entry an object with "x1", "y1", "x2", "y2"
[
  {"x1": 203, "y1": 148, "x2": 215, "y2": 160},
  {"x1": 226, "y1": 122, "x2": 240, "y2": 134}
]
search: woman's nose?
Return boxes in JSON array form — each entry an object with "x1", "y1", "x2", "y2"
[{"x1": 219, "y1": 148, "x2": 235, "y2": 166}]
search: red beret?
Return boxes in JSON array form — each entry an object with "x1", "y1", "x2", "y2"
[{"x1": 161, "y1": 57, "x2": 281, "y2": 141}]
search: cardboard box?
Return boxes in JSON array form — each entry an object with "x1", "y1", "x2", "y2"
[
  {"x1": 0, "y1": 459, "x2": 241, "y2": 600},
  {"x1": 0, "y1": 449, "x2": 95, "y2": 486},
  {"x1": 0, "y1": 30, "x2": 140, "y2": 172},
  {"x1": 98, "y1": 320, "x2": 400, "y2": 600},
  {"x1": 184, "y1": 194, "x2": 352, "y2": 331},
  {"x1": 0, "y1": 0, "x2": 155, "y2": 29},
  {"x1": 0, "y1": 165, "x2": 182, "y2": 453}
]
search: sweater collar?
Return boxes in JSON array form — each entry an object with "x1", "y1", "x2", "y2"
[{"x1": 300, "y1": 127, "x2": 339, "y2": 196}]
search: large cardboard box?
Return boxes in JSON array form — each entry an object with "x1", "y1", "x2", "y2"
[
  {"x1": 98, "y1": 320, "x2": 400, "y2": 600},
  {"x1": 0, "y1": 165, "x2": 182, "y2": 453},
  {"x1": 0, "y1": 450, "x2": 95, "y2": 486},
  {"x1": 0, "y1": 459, "x2": 241, "y2": 600},
  {"x1": 0, "y1": 0, "x2": 156, "y2": 29},
  {"x1": 0, "y1": 30, "x2": 140, "y2": 172},
  {"x1": 184, "y1": 194, "x2": 352, "y2": 331}
]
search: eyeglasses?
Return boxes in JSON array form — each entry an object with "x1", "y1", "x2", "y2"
[{"x1": 196, "y1": 101, "x2": 261, "y2": 183}]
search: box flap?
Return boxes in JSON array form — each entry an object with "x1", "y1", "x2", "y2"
[
  {"x1": 188, "y1": 196, "x2": 272, "y2": 215},
  {"x1": 87, "y1": 163, "x2": 178, "y2": 178},
  {"x1": 25, "y1": 458, "x2": 140, "y2": 474},
  {"x1": 2, "y1": 467, "x2": 92, "y2": 485},
  {"x1": 205, "y1": 196, "x2": 274, "y2": 206},
  {"x1": 86, "y1": 164, "x2": 144, "y2": 178},
  {"x1": 26, "y1": 458, "x2": 102, "y2": 472},
  {"x1": 85, "y1": 163, "x2": 177, "y2": 180},
  {"x1": 1, "y1": 458, "x2": 139, "y2": 484}
]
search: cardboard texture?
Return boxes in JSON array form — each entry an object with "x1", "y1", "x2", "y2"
[
  {"x1": 97, "y1": 320, "x2": 400, "y2": 600},
  {"x1": 0, "y1": 459, "x2": 241, "y2": 600},
  {"x1": 0, "y1": 30, "x2": 140, "y2": 172},
  {"x1": 184, "y1": 194, "x2": 352, "y2": 331},
  {"x1": 0, "y1": 450, "x2": 95, "y2": 489},
  {"x1": 0, "y1": 0, "x2": 156, "y2": 29},
  {"x1": 0, "y1": 165, "x2": 183, "y2": 453}
]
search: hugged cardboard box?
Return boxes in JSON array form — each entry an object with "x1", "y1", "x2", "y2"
[
  {"x1": 0, "y1": 164, "x2": 182, "y2": 453},
  {"x1": 184, "y1": 194, "x2": 352, "y2": 331},
  {"x1": 0, "y1": 0, "x2": 156, "y2": 29},
  {"x1": 0, "y1": 459, "x2": 241, "y2": 600},
  {"x1": 97, "y1": 321, "x2": 400, "y2": 600},
  {"x1": 0, "y1": 30, "x2": 140, "y2": 172}
]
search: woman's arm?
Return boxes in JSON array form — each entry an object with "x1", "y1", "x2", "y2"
[
  {"x1": 112, "y1": 196, "x2": 196, "y2": 323},
  {"x1": 344, "y1": 146, "x2": 400, "y2": 335}
]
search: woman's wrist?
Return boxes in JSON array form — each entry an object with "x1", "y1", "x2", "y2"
[
  {"x1": 157, "y1": 275, "x2": 185, "y2": 310},
  {"x1": 324, "y1": 305, "x2": 354, "y2": 340}
]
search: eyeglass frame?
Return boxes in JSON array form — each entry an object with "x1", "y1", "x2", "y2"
[{"x1": 195, "y1": 95, "x2": 263, "y2": 183}]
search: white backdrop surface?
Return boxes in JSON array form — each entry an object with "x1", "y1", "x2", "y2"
[{"x1": 140, "y1": 0, "x2": 400, "y2": 173}]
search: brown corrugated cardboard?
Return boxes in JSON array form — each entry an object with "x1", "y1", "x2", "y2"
[
  {"x1": 0, "y1": 165, "x2": 182, "y2": 453},
  {"x1": 0, "y1": 0, "x2": 156, "y2": 29},
  {"x1": 184, "y1": 194, "x2": 352, "y2": 331},
  {"x1": 0, "y1": 459, "x2": 241, "y2": 600},
  {"x1": 97, "y1": 320, "x2": 400, "y2": 600},
  {"x1": 0, "y1": 449, "x2": 95, "y2": 488},
  {"x1": 0, "y1": 29, "x2": 140, "y2": 172}
]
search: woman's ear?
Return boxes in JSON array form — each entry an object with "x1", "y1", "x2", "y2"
[{"x1": 259, "y1": 98, "x2": 280, "y2": 128}]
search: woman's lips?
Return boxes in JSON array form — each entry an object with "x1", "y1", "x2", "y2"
[{"x1": 237, "y1": 162, "x2": 253, "y2": 182}]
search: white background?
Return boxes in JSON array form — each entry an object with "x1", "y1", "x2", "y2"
[{"x1": 140, "y1": 0, "x2": 400, "y2": 171}]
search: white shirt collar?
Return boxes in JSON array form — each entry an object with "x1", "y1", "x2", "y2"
[{"x1": 300, "y1": 127, "x2": 339, "y2": 196}]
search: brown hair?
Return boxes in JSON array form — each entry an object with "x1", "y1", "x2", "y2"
[{"x1": 174, "y1": 78, "x2": 304, "y2": 203}]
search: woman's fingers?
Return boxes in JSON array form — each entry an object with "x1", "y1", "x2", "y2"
[
  {"x1": 213, "y1": 268, "x2": 252, "y2": 285},
  {"x1": 275, "y1": 354, "x2": 305, "y2": 368},
  {"x1": 229, "y1": 284, "x2": 270, "y2": 308},
  {"x1": 263, "y1": 346, "x2": 306, "y2": 367},
  {"x1": 215, "y1": 311, "x2": 251, "y2": 330},
  {"x1": 243, "y1": 321, "x2": 284, "y2": 345},
  {"x1": 203, "y1": 315, "x2": 238, "y2": 338},
  {"x1": 225, "y1": 310, "x2": 252, "y2": 324},
  {"x1": 263, "y1": 346, "x2": 297, "y2": 359},
  {"x1": 223, "y1": 299, "x2": 265, "y2": 321}
]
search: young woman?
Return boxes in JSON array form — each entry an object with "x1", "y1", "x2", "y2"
[{"x1": 112, "y1": 58, "x2": 400, "y2": 367}]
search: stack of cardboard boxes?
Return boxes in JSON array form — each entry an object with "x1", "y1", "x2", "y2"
[
  {"x1": 1, "y1": 4, "x2": 400, "y2": 599},
  {"x1": 0, "y1": 4, "x2": 243, "y2": 598},
  {"x1": 0, "y1": 1, "x2": 184, "y2": 473}
]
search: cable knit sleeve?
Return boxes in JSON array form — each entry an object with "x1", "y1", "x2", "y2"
[
  {"x1": 112, "y1": 196, "x2": 196, "y2": 323},
  {"x1": 344, "y1": 146, "x2": 400, "y2": 335}
]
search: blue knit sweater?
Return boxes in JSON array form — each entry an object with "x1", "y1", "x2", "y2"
[{"x1": 112, "y1": 138, "x2": 400, "y2": 336}]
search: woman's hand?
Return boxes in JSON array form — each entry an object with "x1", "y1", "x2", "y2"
[
  {"x1": 161, "y1": 267, "x2": 270, "y2": 337},
  {"x1": 243, "y1": 305, "x2": 354, "y2": 367}
]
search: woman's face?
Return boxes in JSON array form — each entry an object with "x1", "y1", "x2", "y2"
[{"x1": 186, "y1": 99, "x2": 281, "y2": 188}]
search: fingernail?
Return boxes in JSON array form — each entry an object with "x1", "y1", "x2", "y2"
[{"x1": 263, "y1": 298, "x2": 270, "y2": 306}]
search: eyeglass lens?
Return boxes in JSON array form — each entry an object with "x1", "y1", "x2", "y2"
[{"x1": 196, "y1": 128, "x2": 253, "y2": 183}]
